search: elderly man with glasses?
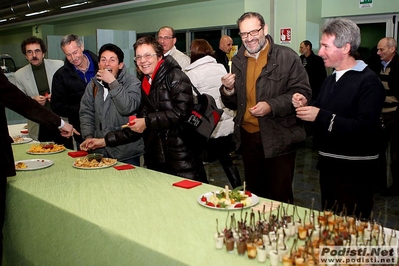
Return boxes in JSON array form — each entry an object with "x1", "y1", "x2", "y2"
[
  {"x1": 220, "y1": 12, "x2": 311, "y2": 203},
  {"x1": 157, "y1": 26, "x2": 190, "y2": 70},
  {"x1": 15, "y1": 36, "x2": 72, "y2": 147}
]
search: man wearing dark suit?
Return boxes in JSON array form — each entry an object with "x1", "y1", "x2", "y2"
[
  {"x1": 299, "y1": 40, "x2": 327, "y2": 102},
  {"x1": 214, "y1": 35, "x2": 233, "y2": 72},
  {"x1": 0, "y1": 70, "x2": 77, "y2": 262}
]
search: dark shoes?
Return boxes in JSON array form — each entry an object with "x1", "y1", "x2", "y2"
[{"x1": 380, "y1": 185, "x2": 399, "y2": 196}]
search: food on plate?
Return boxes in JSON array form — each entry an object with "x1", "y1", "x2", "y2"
[
  {"x1": 15, "y1": 162, "x2": 27, "y2": 169},
  {"x1": 73, "y1": 157, "x2": 117, "y2": 168},
  {"x1": 12, "y1": 135, "x2": 25, "y2": 143},
  {"x1": 202, "y1": 186, "x2": 253, "y2": 209},
  {"x1": 28, "y1": 143, "x2": 65, "y2": 153}
]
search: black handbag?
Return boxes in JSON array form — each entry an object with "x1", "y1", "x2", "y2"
[
  {"x1": 185, "y1": 85, "x2": 224, "y2": 140},
  {"x1": 165, "y1": 75, "x2": 224, "y2": 140}
]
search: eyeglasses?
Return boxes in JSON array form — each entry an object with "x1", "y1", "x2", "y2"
[
  {"x1": 157, "y1": 36, "x2": 174, "y2": 41},
  {"x1": 238, "y1": 27, "x2": 263, "y2": 39},
  {"x1": 134, "y1": 53, "x2": 157, "y2": 61},
  {"x1": 26, "y1": 49, "x2": 42, "y2": 55}
]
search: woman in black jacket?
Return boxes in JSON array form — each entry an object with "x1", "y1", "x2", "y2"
[{"x1": 82, "y1": 36, "x2": 207, "y2": 182}]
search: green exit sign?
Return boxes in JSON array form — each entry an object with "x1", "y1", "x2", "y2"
[{"x1": 360, "y1": 0, "x2": 372, "y2": 8}]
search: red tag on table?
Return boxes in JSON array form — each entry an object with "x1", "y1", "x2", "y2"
[
  {"x1": 114, "y1": 164, "x2": 135, "y2": 170},
  {"x1": 172, "y1": 180, "x2": 202, "y2": 189},
  {"x1": 68, "y1": 151, "x2": 88, "y2": 158}
]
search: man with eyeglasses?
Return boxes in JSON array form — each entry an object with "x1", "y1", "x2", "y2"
[
  {"x1": 220, "y1": 12, "x2": 311, "y2": 203},
  {"x1": 157, "y1": 26, "x2": 190, "y2": 70},
  {"x1": 15, "y1": 36, "x2": 70, "y2": 146},
  {"x1": 51, "y1": 34, "x2": 98, "y2": 149}
]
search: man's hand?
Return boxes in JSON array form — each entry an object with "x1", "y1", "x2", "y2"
[
  {"x1": 292, "y1": 93, "x2": 308, "y2": 108},
  {"x1": 80, "y1": 138, "x2": 106, "y2": 151},
  {"x1": 221, "y1": 73, "x2": 236, "y2": 90},
  {"x1": 295, "y1": 106, "x2": 320, "y2": 122},
  {"x1": 248, "y1": 101, "x2": 271, "y2": 117},
  {"x1": 59, "y1": 122, "x2": 80, "y2": 138},
  {"x1": 33, "y1": 95, "x2": 47, "y2": 106}
]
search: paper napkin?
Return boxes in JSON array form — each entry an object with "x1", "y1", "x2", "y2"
[
  {"x1": 68, "y1": 151, "x2": 88, "y2": 158},
  {"x1": 114, "y1": 164, "x2": 135, "y2": 170},
  {"x1": 172, "y1": 180, "x2": 202, "y2": 189}
]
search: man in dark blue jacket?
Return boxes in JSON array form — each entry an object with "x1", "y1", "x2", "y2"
[{"x1": 51, "y1": 34, "x2": 98, "y2": 148}]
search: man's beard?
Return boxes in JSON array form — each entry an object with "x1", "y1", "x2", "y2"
[{"x1": 244, "y1": 36, "x2": 266, "y2": 54}]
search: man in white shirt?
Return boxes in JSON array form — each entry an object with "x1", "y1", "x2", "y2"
[{"x1": 157, "y1": 26, "x2": 190, "y2": 70}]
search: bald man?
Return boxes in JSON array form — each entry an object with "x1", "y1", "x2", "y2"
[
  {"x1": 214, "y1": 35, "x2": 233, "y2": 72},
  {"x1": 368, "y1": 37, "x2": 399, "y2": 196}
]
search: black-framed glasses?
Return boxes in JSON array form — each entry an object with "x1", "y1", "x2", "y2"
[
  {"x1": 26, "y1": 49, "x2": 42, "y2": 55},
  {"x1": 157, "y1": 36, "x2": 174, "y2": 41},
  {"x1": 238, "y1": 27, "x2": 263, "y2": 39},
  {"x1": 134, "y1": 53, "x2": 157, "y2": 61}
]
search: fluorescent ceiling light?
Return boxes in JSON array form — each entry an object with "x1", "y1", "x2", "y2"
[
  {"x1": 61, "y1": 2, "x2": 89, "y2": 9},
  {"x1": 25, "y1": 10, "x2": 49, "y2": 17}
]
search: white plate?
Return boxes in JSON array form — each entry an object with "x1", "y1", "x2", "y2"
[
  {"x1": 11, "y1": 137, "x2": 32, "y2": 145},
  {"x1": 197, "y1": 191, "x2": 259, "y2": 210},
  {"x1": 72, "y1": 160, "x2": 117, "y2": 170},
  {"x1": 26, "y1": 148, "x2": 66, "y2": 155},
  {"x1": 15, "y1": 159, "x2": 54, "y2": 171}
]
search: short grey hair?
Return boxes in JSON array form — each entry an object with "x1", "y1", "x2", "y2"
[
  {"x1": 60, "y1": 34, "x2": 83, "y2": 48},
  {"x1": 321, "y1": 18, "x2": 360, "y2": 57},
  {"x1": 385, "y1": 37, "x2": 398, "y2": 50}
]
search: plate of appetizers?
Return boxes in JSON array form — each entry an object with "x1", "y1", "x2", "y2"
[
  {"x1": 15, "y1": 159, "x2": 54, "y2": 171},
  {"x1": 72, "y1": 156, "x2": 117, "y2": 170},
  {"x1": 198, "y1": 187, "x2": 259, "y2": 210},
  {"x1": 11, "y1": 135, "x2": 32, "y2": 145},
  {"x1": 26, "y1": 143, "x2": 66, "y2": 154}
]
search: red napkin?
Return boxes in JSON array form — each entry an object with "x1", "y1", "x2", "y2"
[
  {"x1": 128, "y1": 115, "x2": 136, "y2": 126},
  {"x1": 114, "y1": 164, "x2": 135, "y2": 170},
  {"x1": 172, "y1": 180, "x2": 202, "y2": 189},
  {"x1": 68, "y1": 151, "x2": 88, "y2": 158}
]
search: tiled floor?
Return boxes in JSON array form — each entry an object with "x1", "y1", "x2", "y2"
[{"x1": 206, "y1": 138, "x2": 399, "y2": 230}]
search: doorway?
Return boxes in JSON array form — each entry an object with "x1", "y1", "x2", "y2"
[{"x1": 345, "y1": 14, "x2": 398, "y2": 61}]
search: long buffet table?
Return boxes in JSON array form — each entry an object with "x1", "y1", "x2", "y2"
[
  {"x1": 5, "y1": 143, "x2": 399, "y2": 266},
  {"x1": 4, "y1": 143, "x2": 283, "y2": 266}
]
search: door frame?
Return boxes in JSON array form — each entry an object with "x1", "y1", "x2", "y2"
[{"x1": 344, "y1": 14, "x2": 398, "y2": 40}]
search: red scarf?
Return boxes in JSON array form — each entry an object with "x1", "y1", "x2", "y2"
[{"x1": 141, "y1": 59, "x2": 164, "y2": 95}]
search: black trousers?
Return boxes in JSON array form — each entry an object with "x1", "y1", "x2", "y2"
[
  {"x1": 318, "y1": 156, "x2": 376, "y2": 218},
  {"x1": 240, "y1": 129, "x2": 295, "y2": 203}
]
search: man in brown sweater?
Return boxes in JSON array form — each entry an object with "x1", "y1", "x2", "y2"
[{"x1": 220, "y1": 12, "x2": 311, "y2": 203}]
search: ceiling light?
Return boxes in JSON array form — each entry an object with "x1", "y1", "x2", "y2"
[
  {"x1": 0, "y1": 19, "x2": 7, "y2": 23},
  {"x1": 25, "y1": 10, "x2": 49, "y2": 17},
  {"x1": 61, "y1": 2, "x2": 89, "y2": 9}
]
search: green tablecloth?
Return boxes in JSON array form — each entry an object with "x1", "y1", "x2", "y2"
[{"x1": 4, "y1": 143, "x2": 284, "y2": 266}]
